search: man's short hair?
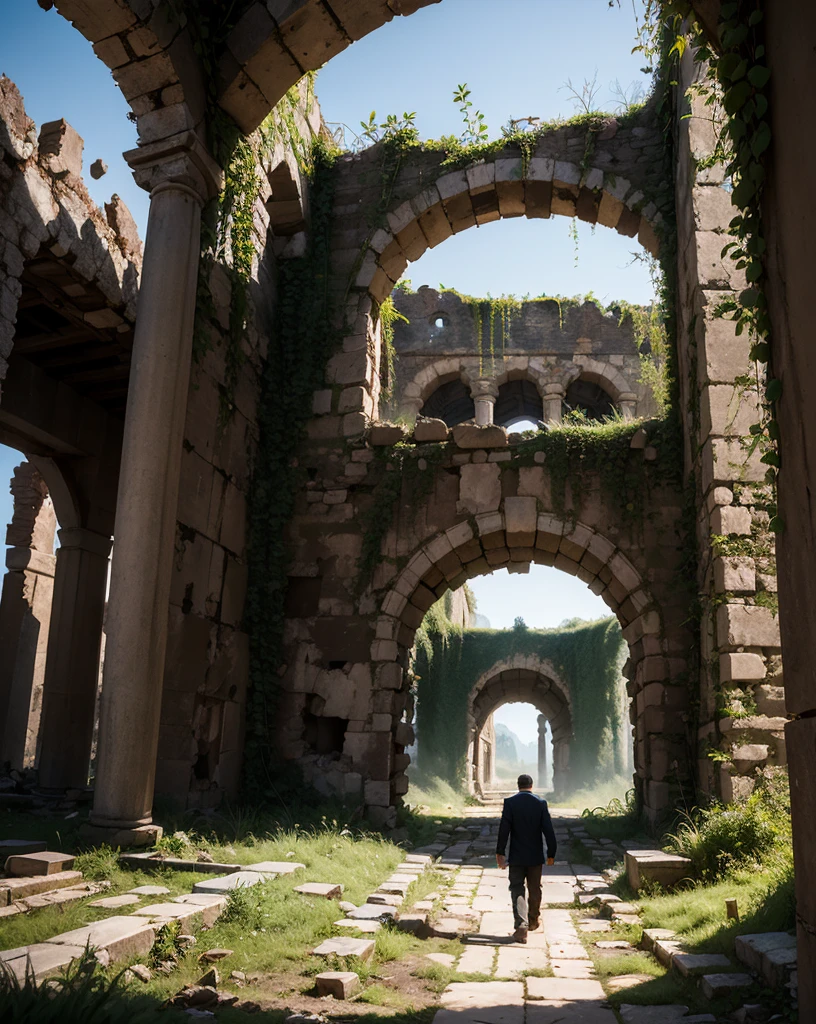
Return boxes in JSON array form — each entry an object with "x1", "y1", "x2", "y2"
[{"x1": 517, "y1": 774, "x2": 533, "y2": 789}]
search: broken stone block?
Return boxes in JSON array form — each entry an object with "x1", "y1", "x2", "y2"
[
  {"x1": 625, "y1": 850, "x2": 692, "y2": 890},
  {"x1": 396, "y1": 912, "x2": 428, "y2": 936},
  {"x1": 5, "y1": 851, "x2": 75, "y2": 876},
  {"x1": 315, "y1": 971, "x2": 360, "y2": 998},
  {"x1": 90, "y1": 158, "x2": 107, "y2": 179},
  {"x1": 294, "y1": 882, "x2": 343, "y2": 899},
  {"x1": 129, "y1": 963, "x2": 151, "y2": 982},
  {"x1": 369, "y1": 423, "x2": 407, "y2": 446},
  {"x1": 452, "y1": 424, "x2": 508, "y2": 449},
  {"x1": 311, "y1": 937, "x2": 375, "y2": 960},
  {"x1": 0, "y1": 942, "x2": 87, "y2": 983},
  {"x1": 413, "y1": 417, "x2": 449, "y2": 442},
  {"x1": 38, "y1": 118, "x2": 83, "y2": 177},
  {"x1": 104, "y1": 194, "x2": 142, "y2": 260}
]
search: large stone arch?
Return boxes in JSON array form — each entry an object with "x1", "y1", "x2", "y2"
[
  {"x1": 466, "y1": 656, "x2": 574, "y2": 798},
  {"x1": 53, "y1": 0, "x2": 440, "y2": 145},
  {"x1": 358, "y1": 155, "x2": 662, "y2": 307}
]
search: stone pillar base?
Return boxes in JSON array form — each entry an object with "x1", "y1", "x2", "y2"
[{"x1": 80, "y1": 822, "x2": 162, "y2": 848}]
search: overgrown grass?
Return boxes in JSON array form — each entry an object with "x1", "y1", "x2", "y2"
[{"x1": 404, "y1": 773, "x2": 468, "y2": 815}]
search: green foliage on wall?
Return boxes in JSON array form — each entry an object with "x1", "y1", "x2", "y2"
[
  {"x1": 242, "y1": 139, "x2": 340, "y2": 796},
  {"x1": 413, "y1": 608, "x2": 628, "y2": 792}
]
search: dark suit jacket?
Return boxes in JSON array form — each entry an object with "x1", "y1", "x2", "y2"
[{"x1": 496, "y1": 791, "x2": 558, "y2": 865}]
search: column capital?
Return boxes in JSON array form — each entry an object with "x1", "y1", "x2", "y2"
[
  {"x1": 124, "y1": 130, "x2": 223, "y2": 203},
  {"x1": 57, "y1": 527, "x2": 113, "y2": 558},
  {"x1": 470, "y1": 377, "x2": 499, "y2": 401},
  {"x1": 5, "y1": 547, "x2": 56, "y2": 576},
  {"x1": 542, "y1": 382, "x2": 566, "y2": 396}
]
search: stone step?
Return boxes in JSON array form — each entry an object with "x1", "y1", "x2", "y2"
[
  {"x1": 45, "y1": 915, "x2": 157, "y2": 961},
  {"x1": 0, "y1": 870, "x2": 83, "y2": 905},
  {"x1": 673, "y1": 952, "x2": 732, "y2": 977},
  {"x1": 700, "y1": 972, "x2": 753, "y2": 998},
  {"x1": 120, "y1": 852, "x2": 241, "y2": 875},
  {"x1": 625, "y1": 850, "x2": 692, "y2": 891},
  {"x1": 294, "y1": 882, "x2": 343, "y2": 899},
  {"x1": 311, "y1": 937, "x2": 375, "y2": 960},
  {"x1": 4, "y1": 851, "x2": 75, "y2": 877},
  {"x1": 734, "y1": 931, "x2": 797, "y2": 986},
  {"x1": 0, "y1": 840, "x2": 47, "y2": 858}
]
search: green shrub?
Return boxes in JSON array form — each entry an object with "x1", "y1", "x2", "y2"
[{"x1": 666, "y1": 769, "x2": 790, "y2": 880}]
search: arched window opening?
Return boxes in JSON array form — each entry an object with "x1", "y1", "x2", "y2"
[
  {"x1": 419, "y1": 379, "x2": 474, "y2": 426},
  {"x1": 564, "y1": 378, "x2": 616, "y2": 421}
]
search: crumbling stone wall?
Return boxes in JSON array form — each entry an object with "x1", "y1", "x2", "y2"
[
  {"x1": 673, "y1": 52, "x2": 784, "y2": 803},
  {"x1": 386, "y1": 287, "x2": 655, "y2": 424}
]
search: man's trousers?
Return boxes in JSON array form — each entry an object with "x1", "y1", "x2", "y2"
[{"x1": 508, "y1": 863, "x2": 542, "y2": 929}]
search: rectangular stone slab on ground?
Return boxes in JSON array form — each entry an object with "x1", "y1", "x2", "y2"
[
  {"x1": 247, "y1": 861, "x2": 306, "y2": 874},
  {"x1": 119, "y1": 852, "x2": 240, "y2": 874},
  {"x1": 550, "y1": 958, "x2": 597, "y2": 979},
  {"x1": 130, "y1": 902, "x2": 204, "y2": 927},
  {"x1": 525, "y1": 977, "x2": 605, "y2": 1001},
  {"x1": 442, "y1": 981, "x2": 525, "y2": 1009},
  {"x1": 294, "y1": 882, "x2": 343, "y2": 898},
  {"x1": 89, "y1": 894, "x2": 141, "y2": 909},
  {"x1": 495, "y1": 946, "x2": 548, "y2": 977},
  {"x1": 0, "y1": 942, "x2": 87, "y2": 982},
  {"x1": 127, "y1": 885, "x2": 170, "y2": 895},
  {"x1": 625, "y1": 850, "x2": 692, "y2": 891},
  {"x1": 346, "y1": 903, "x2": 397, "y2": 920},
  {"x1": 45, "y1": 916, "x2": 156, "y2": 961},
  {"x1": 334, "y1": 918, "x2": 381, "y2": 933},
  {"x1": 192, "y1": 871, "x2": 268, "y2": 894},
  {"x1": 5, "y1": 851, "x2": 75, "y2": 876},
  {"x1": 311, "y1": 937, "x2": 375, "y2": 960}
]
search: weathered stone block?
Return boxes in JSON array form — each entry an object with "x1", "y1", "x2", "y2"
[
  {"x1": 716, "y1": 604, "x2": 780, "y2": 648},
  {"x1": 38, "y1": 119, "x2": 83, "y2": 177},
  {"x1": 369, "y1": 424, "x2": 406, "y2": 446},
  {"x1": 710, "y1": 505, "x2": 752, "y2": 536},
  {"x1": 452, "y1": 424, "x2": 507, "y2": 449},
  {"x1": 730, "y1": 744, "x2": 769, "y2": 772},
  {"x1": 504, "y1": 496, "x2": 537, "y2": 546},
  {"x1": 625, "y1": 850, "x2": 692, "y2": 891},
  {"x1": 316, "y1": 971, "x2": 360, "y2": 998},
  {"x1": 719, "y1": 652, "x2": 766, "y2": 682},
  {"x1": 713, "y1": 556, "x2": 756, "y2": 593},
  {"x1": 458, "y1": 463, "x2": 501, "y2": 514},
  {"x1": 413, "y1": 417, "x2": 449, "y2": 442}
]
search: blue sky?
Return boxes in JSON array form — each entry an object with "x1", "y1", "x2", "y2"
[{"x1": 0, "y1": 0, "x2": 649, "y2": 636}]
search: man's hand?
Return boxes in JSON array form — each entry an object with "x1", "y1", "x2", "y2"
[
  {"x1": 546, "y1": 857, "x2": 555, "y2": 866},
  {"x1": 496, "y1": 854, "x2": 507, "y2": 870}
]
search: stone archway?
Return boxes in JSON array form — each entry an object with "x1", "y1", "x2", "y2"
[{"x1": 466, "y1": 657, "x2": 574, "y2": 799}]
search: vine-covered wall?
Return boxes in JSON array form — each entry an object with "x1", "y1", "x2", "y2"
[{"x1": 413, "y1": 609, "x2": 628, "y2": 793}]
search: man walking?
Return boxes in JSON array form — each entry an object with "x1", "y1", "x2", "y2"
[{"x1": 496, "y1": 773, "x2": 557, "y2": 943}]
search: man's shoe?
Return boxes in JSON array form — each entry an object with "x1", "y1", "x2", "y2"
[
  {"x1": 512, "y1": 927, "x2": 528, "y2": 944},
  {"x1": 529, "y1": 918, "x2": 540, "y2": 931}
]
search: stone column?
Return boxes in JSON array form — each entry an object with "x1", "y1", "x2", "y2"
[
  {"x1": 37, "y1": 528, "x2": 112, "y2": 791},
  {"x1": 0, "y1": 464, "x2": 57, "y2": 769},
  {"x1": 537, "y1": 714, "x2": 547, "y2": 789},
  {"x1": 88, "y1": 133, "x2": 221, "y2": 838},
  {"x1": 618, "y1": 392, "x2": 637, "y2": 419},
  {"x1": 542, "y1": 384, "x2": 565, "y2": 423},
  {"x1": 471, "y1": 378, "x2": 498, "y2": 425}
]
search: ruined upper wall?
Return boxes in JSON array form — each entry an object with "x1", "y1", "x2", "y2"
[{"x1": 0, "y1": 76, "x2": 142, "y2": 402}]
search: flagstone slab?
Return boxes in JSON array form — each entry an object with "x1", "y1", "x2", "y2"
[
  {"x1": 495, "y1": 946, "x2": 549, "y2": 977},
  {"x1": 89, "y1": 894, "x2": 141, "y2": 909},
  {"x1": 700, "y1": 972, "x2": 753, "y2": 998},
  {"x1": 346, "y1": 903, "x2": 397, "y2": 920},
  {"x1": 619, "y1": 1007, "x2": 714, "y2": 1024},
  {"x1": 526, "y1": 977, "x2": 605, "y2": 1001},
  {"x1": 246, "y1": 861, "x2": 305, "y2": 875},
  {"x1": 131, "y1": 902, "x2": 204, "y2": 926},
  {"x1": 311, "y1": 937, "x2": 375, "y2": 960},
  {"x1": 173, "y1": 893, "x2": 228, "y2": 907},
  {"x1": 294, "y1": 882, "x2": 343, "y2": 899},
  {"x1": 5, "y1": 852, "x2": 75, "y2": 877},
  {"x1": 1, "y1": 942, "x2": 87, "y2": 982},
  {"x1": 606, "y1": 974, "x2": 652, "y2": 992},
  {"x1": 547, "y1": 943, "x2": 590, "y2": 960},
  {"x1": 442, "y1": 981, "x2": 524, "y2": 1010},
  {"x1": 192, "y1": 871, "x2": 268, "y2": 895},
  {"x1": 550, "y1": 958, "x2": 596, "y2": 979},
  {"x1": 426, "y1": 952, "x2": 457, "y2": 967},
  {"x1": 457, "y1": 944, "x2": 497, "y2": 974},
  {"x1": 128, "y1": 885, "x2": 170, "y2": 896},
  {"x1": 45, "y1": 916, "x2": 156, "y2": 960},
  {"x1": 334, "y1": 918, "x2": 381, "y2": 933}
]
